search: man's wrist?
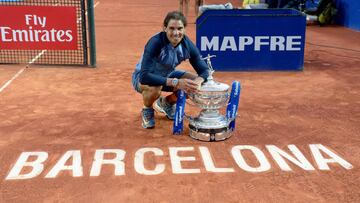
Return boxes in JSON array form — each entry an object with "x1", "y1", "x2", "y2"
[
  {"x1": 196, "y1": 76, "x2": 205, "y2": 84},
  {"x1": 166, "y1": 78, "x2": 177, "y2": 87},
  {"x1": 171, "y1": 78, "x2": 179, "y2": 87}
]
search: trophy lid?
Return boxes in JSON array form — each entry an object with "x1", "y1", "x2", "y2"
[
  {"x1": 199, "y1": 54, "x2": 229, "y2": 92},
  {"x1": 200, "y1": 78, "x2": 229, "y2": 92}
]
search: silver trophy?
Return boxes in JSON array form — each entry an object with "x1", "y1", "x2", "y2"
[{"x1": 186, "y1": 55, "x2": 235, "y2": 141}]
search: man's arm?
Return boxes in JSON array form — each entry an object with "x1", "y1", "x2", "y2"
[
  {"x1": 139, "y1": 36, "x2": 167, "y2": 86},
  {"x1": 186, "y1": 37, "x2": 209, "y2": 81}
]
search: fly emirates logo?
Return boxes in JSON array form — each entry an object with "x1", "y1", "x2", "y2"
[{"x1": 0, "y1": 14, "x2": 73, "y2": 43}]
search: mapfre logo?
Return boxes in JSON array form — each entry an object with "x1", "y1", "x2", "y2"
[
  {"x1": 0, "y1": 6, "x2": 78, "y2": 50},
  {"x1": 201, "y1": 36, "x2": 303, "y2": 52}
]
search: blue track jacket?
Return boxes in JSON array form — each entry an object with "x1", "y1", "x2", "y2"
[{"x1": 133, "y1": 32, "x2": 209, "y2": 86}]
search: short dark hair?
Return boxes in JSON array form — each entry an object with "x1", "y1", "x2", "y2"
[{"x1": 163, "y1": 11, "x2": 187, "y2": 27}]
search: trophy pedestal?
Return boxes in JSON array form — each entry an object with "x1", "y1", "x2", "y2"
[{"x1": 188, "y1": 110, "x2": 232, "y2": 142}]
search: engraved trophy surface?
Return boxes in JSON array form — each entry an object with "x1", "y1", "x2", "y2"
[{"x1": 187, "y1": 55, "x2": 233, "y2": 141}]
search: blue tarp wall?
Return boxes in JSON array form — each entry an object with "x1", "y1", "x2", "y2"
[
  {"x1": 335, "y1": 0, "x2": 360, "y2": 31},
  {"x1": 267, "y1": 0, "x2": 359, "y2": 31}
]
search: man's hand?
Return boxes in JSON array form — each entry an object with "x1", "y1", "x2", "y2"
[
  {"x1": 177, "y1": 79, "x2": 199, "y2": 93},
  {"x1": 193, "y1": 77, "x2": 204, "y2": 90}
]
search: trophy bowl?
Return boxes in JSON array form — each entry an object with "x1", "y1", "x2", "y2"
[
  {"x1": 189, "y1": 80, "x2": 230, "y2": 110},
  {"x1": 187, "y1": 76, "x2": 233, "y2": 141}
]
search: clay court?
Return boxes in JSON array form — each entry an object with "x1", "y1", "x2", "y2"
[{"x1": 1, "y1": 0, "x2": 360, "y2": 202}]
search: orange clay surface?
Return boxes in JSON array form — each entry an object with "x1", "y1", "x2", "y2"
[{"x1": 1, "y1": 0, "x2": 360, "y2": 202}]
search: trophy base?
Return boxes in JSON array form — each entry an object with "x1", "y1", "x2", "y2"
[{"x1": 189, "y1": 124, "x2": 232, "y2": 142}]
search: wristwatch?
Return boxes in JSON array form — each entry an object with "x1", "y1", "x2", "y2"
[{"x1": 171, "y1": 78, "x2": 179, "y2": 87}]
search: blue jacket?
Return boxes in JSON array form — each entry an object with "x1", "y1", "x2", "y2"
[{"x1": 134, "y1": 32, "x2": 209, "y2": 86}]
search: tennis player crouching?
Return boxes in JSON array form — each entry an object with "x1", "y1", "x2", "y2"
[{"x1": 131, "y1": 11, "x2": 209, "y2": 129}]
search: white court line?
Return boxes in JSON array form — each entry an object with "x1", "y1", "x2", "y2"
[
  {"x1": 0, "y1": 68, "x2": 27, "y2": 93},
  {"x1": 29, "y1": 50, "x2": 47, "y2": 65},
  {"x1": 0, "y1": 1, "x2": 100, "y2": 94},
  {"x1": 94, "y1": 1, "x2": 100, "y2": 8}
]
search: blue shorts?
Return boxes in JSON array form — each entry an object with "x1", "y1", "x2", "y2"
[{"x1": 132, "y1": 70, "x2": 186, "y2": 93}]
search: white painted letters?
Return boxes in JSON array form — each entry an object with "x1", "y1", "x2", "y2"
[
  {"x1": 45, "y1": 150, "x2": 83, "y2": 178},
  {"x1": 270, "y1": 36, "x2": 285, "y2": 51},
  {"x1": 6, "y1": 152, "x2": 48, "y2": 180},
  {"x1": 201, "y1": 36, "x2": 219, "y2": 51},
  {"x1": 286, "y1": 36, "x2": 302, "y2": 51},
  {"x1": 267, "y1": 145, "x2": 315, "y2": 171},
  {"x1": 231, "y1": 145, "x2": 271, "y2": 172},
  {"x1": 220, "y1": 36, "x2": 237, "y2": 51},
  {"x1": 24, "y1": 15, "x2": 46, "y2": 27},
  {"x1": 199, "y1": 146, "x2": 234, "y2": 173},
  {"x1": 169, "y1": 147, "x2": 200, "y2": 174},
  {"x1": 310, "y1": 144, "x2": 353, "y2": 170},
  {"x1": 134, "y1": 148, "x2": 165, "y2": 175},
  {"x1": 90, "y1": 149, "x2": 126, "y2": 176},
  {"x1": 4, "y1": 144, "x2": 354, "y2": 180},
  {"x1": 200, "y1": 36, "x2": 302, "y2": 51},
  {"x1": 239, "y1": 36, "x2": 253, "y2": 51},
  {"x1": 254, "y1": 36, "x2": 269, "y2": 51}
]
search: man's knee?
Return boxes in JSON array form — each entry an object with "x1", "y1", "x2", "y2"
[
  {"x1": 148, "y1": 86, "x2": 162, "y2": 96},
  {"x1": 141, "y1": 85, "x2": 162, "y2": 97}
]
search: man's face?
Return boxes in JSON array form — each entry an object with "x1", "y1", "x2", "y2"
[{"x1": 164, "y1": 19, "x2": 185, "y2": 47}]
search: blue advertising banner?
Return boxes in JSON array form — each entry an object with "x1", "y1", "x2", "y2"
[{"x1": 196, "y1": 9, "x2": 306, "y2": 71}]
